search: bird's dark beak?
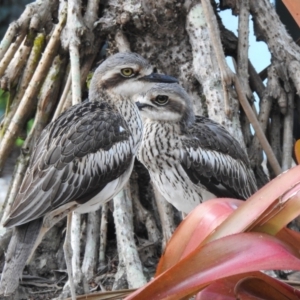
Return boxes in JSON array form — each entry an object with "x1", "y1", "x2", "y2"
[
  {"x1": 135, "y1": 101, "x2": 152, "y2": 111},
  {"x1": 140, "y1": 73, "x2": 178, "y2": 83}
]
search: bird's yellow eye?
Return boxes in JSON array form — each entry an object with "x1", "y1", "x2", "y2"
[
  {"x1": 155, "y1": 95, "x2": 169, "y2": 105},
  {"x1": 121, "y1": 68, "x2": 134, "y2": 77}
]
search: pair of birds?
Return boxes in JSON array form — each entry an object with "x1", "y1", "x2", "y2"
[{"x1": 0, "y1": 52, "x2": 257, "y2": 295}]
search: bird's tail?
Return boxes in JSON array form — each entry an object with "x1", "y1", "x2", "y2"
[{"x1": 0, "y1": 218, "x2": 43, "y2": 296}]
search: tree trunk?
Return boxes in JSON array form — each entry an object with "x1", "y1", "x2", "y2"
[{"x1": 0, "y1": 0, "x2": 299, "y2": 298}]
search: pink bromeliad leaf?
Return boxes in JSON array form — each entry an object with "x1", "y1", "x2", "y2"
[
  {"x1": 196, "y1": 271, "x2": 300, "y2": 300},
  {"x1": 125, "y1": 232, "x2": 300, "y2": 300},
  {"x1": 204, "y1": 165, "x2": 300, "y2": 244},
  {"x1": 156, "y1": 198, "x2": 242, "y2": 275}
]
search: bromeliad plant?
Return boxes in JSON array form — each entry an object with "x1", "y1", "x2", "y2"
[{"x1": 125, "y1": 164, "x2": 300, "y2": 300}]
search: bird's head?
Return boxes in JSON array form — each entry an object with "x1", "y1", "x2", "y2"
[
  {"x1": 135, "y1": 83, "x2": 195, "y2": 127},
  {"x1": 89, "y1": 52, "x2": 178, "y2": 100}
]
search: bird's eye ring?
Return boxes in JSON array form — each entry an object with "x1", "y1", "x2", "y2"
[
  {"x1": 155, "y1": 95, "x2": 169, "y2": 105},
  {"x1": 121, "y1": 68, "x2": 134, "y2": 77}
]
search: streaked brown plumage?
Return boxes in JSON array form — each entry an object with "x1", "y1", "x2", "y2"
[{"x1": 136, "y1": 83, "x2": 257, "y2": 213}]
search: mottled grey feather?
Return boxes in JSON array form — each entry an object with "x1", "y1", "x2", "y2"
[
  {"x1": 181, "y1": 116, "x2": 257, "y2": 199},
  {"x1": 4, "y1": 101, "x2": 132, "y2": 228}
]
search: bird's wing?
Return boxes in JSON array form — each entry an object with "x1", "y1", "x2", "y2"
[
  {"x1": 4, "y1": 101, "x2": 133, "y2": 227},
  {"x1": 180, "y1": 116, "x2": 257, "y2": 200}
]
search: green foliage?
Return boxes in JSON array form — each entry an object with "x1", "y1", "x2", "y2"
[
  {"x1": 86, "y1": 71, "x2": 94, "y2": 89},
  {"x1": 15, "y1": 137, "x2": 24, "y2": 147},
  {"x1": 0, "y1": 89, "x2": 9, "y2": 113},
  {"x1": 15, "y1": 118, "x2": 34, "y2": 147},
  {"x1": 0, "y1": 89, "x2": 34, "y2": 147},
  {"x1": 27, "y1": 118, "x2": 34, "y2": 132}
]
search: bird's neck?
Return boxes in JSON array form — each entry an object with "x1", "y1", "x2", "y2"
[
  {"x1": 89, "y1": 88, "x2": 117, "y2": 104},
  {"x1": 118, "y1": 95, "x2": 143, "y2": 147},
  {"x1": 139, "y1": 120, "x2": 181, "y2": 166},
  {"x1": 90, "y1": 88, "x2": 134, "y2": 119},
  {"x1": 143, "y1": 120, "x2": 182, "y2": 136}
]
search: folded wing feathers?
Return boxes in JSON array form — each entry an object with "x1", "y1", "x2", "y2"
[
  {"x1": 182, "y1": 146, "x2": 256, "y2": 199},
  {"x1": 4, "y1": 101, "x2": 133, "y2": 227},
  {"x1": 180, "y1": 116, "x2": 257, "y2": 200}
]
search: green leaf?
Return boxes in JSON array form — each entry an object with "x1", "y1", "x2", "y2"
[
  {"x1": 15, "y1": 138, "x2": 24, "y2": 147},
  {"x1": 0, "y1": 88, "x2": 9, "y2": 112}
]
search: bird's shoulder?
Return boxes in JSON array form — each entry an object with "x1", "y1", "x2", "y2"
[{"x1": 50, "y1": 100, "x2": 129, "y2": 147}]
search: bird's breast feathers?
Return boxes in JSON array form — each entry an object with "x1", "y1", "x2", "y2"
[{"x1": 150, "y1": 164, "x2": 203, "y2": 213}]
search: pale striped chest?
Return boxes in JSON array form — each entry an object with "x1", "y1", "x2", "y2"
[
  {"x1": 138, "y1": 121, "x2": 204, "y2": 213},
  {"x1": 138, "y1": 122, "x2": 181, "y2": 172}
]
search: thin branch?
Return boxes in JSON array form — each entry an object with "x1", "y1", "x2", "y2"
[
  {"x1": 113, "y1": 186, "x2": 147, "y2": 288},
  {"x1": 282, "y1": 92, "x2": 294, "y2": 171},
  {"x1": 70, "y1": 44, "x2": 81, "y2": 105},
  {"x1": 269, "y1": 108, "x2": 282, "y2": 175},
  {"x1": 0, "y1": 55, "x2": 65, "y2": 230},
  {"x1": 288, "y1": 60, "x2": 300, "y2": 97},
  {"x1": 0, "y1": 33, "x2": 46, "y2": 136},
  {"x1": 248, "y1": 60, "x2": 266, "y2": 100},
  {"x1": 248, "y1": 0, "x2": 300, "y2": 95},
  {"x1": 130, "y1": 172, "x2": 161, "y2": 243},
  {"x1": 0, "y1": 37, "x2": 32, "y2": 90},
  {"x1": 112, "y1": 261, "x2": 127, "y2": 290},
  {"x1": 0, "y1": 23, "x2": 19, "y2": 61},
  {"x1": 71, "y1": 212, "x2": 85, "y2": 291},
  {"x1": 237, "y1": 0, "x2": 249, "y2": 76},
  {"x1": 237, "y1": 0, "x2": 252, "y2": 100},
  {"x1": 201, "y1": 0, "x2": 234, "y2": 116},
  {"x1": 34, "y1": 55, "x2": 66, "y2": 135},
  {"x1": 55, "y1": 48, "x2": 99, "y2": 117},
  {"x1": 234, "y1": 75, "x2": 282, "y2": 175},
  {"x1": 82, "y1": 210, "x2": 100, "y2": 281},
  {"x1": 0, "y1": 0, "x2": 56, "y2": 70},
  {"x1": 64, "y1": 1, "x2": 93, "y2": 296},
  {"x1": 53, "y1": 69, "x2": 71, "y2": 119},
  {"x1": 248, "y1": 93, "x2": 273, "y2": 167},
  {"x1": 231, "y1": 57, "x2": 253, "y2": 149},
  {"x1": 61, "y1": 0, "x2": 87, "y2": 106},
  {"x1": 99, "y1": 204, "x2": 108, "y2": 268},
  {"x1": 152, "y1": 185, "x2": 176, "y2": 249},
  {"x1": 0, "y1": 34, "x2": 27, "y2": 78},
  {"x1": 0, "y1": 156, "x2": 30, "y2": 233},
  {"x1": 83, "y1": 0, "x2": 101, "y2": 30},
  {"x1": 115, "y1": 30, "x2": 131, "y2": 52},
  {"x1": 64, "y1": 213, "x2": 77, "y2": 300},
  {"x1": 0, "y1": 2, "x2": 67, "y2": 174}
]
